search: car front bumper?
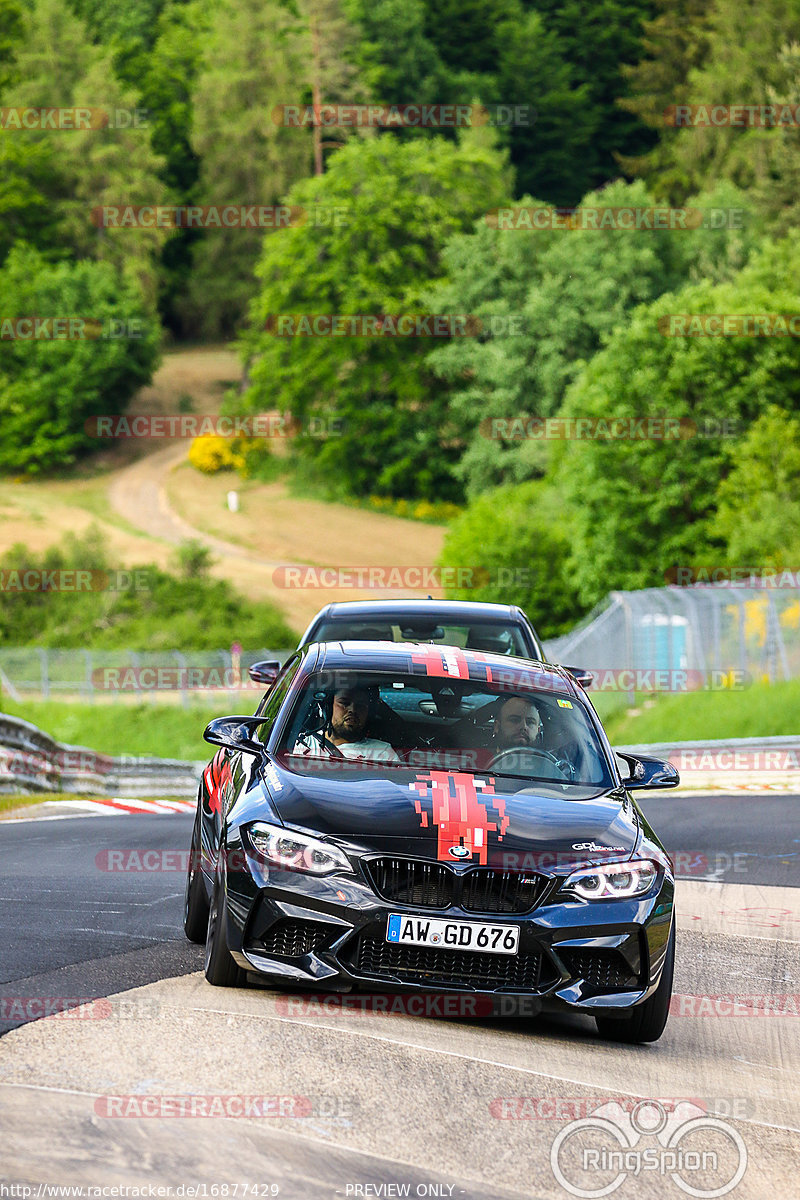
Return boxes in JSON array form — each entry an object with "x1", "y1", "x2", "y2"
[{"x1": 219, "y1": 839, "x2": 674, "y2": 1018}]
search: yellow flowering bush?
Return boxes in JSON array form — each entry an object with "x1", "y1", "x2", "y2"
[
  {"x1": 365, "y1": 495, "x2": 462, "y2": 523},
  {"x1": 188, "y1": 436, "x2": 270, "y2": 479}
]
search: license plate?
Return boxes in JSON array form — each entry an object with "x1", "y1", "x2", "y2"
[{"x1": 386, "y1": 914, "x2": 519, "y2": 955}]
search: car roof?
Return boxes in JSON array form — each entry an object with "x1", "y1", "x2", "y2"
[
  {"x1": 308, "y1": 598, "x2": 524, "y2": 621},
  {"x1": 306, "y1": 639, "x2": 573, "y2": 695}
]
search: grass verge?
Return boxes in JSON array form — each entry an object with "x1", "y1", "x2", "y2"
[
  {"x1": 603, "y1": 677, "x2": 800, "y2": 744},
  {"x1": 0, "y1": 698, "x2": 225, "y2": 760}
]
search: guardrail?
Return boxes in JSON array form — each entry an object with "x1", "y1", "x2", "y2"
[
  {"x1": 4, "y1": 708, "x2": 796, "y2": 799},
  {"x1": 617, "y1": 735, "x2": 800, "y2": 792},
  {"x1": 0, "y1": 711, "x2": 203, "y2": 798}
]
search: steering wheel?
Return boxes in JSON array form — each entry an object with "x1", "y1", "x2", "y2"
[{"x1": 487, "y1": 746, "x2": 571, "y2": 780}]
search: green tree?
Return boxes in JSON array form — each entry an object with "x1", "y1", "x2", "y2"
[
  {"x1": 711, "y1": 406, "x2": 800, "y2": 565},
  {"x1": 2, "y1": 0, "x2": 168, "y2": 303},
  {"x1": 182, "y1": 0, "x2": 311, "y2": 338},
  {"x1": 69, "y1": 0, "x2": 166, "y2": 46},
  {"x1": 237, "y1": 133, "x2": 511, "y2": 500},
  {"x1": 556, "y1": 238, "x2": 800, "y2": 607},
  {"x1": 428, "y1": 178, "x2": 757, "y2": 497},
  {"x1": 438, "y1": 480, "x2": 584, "y2": 636},
  {"x1": 496, "y1": 8, "x2": 596, "y2": 205},
  {"x1": 0, "y1": 245, "x2": 160, "y2": 474},
  {"x1": 345, "y1": 0, "x2": 446, "y2": 104},
  {"x1": 0, "y1": 0, "x2": 24, "y2": 94},
  {"x1": 131, "y1": 2, "x2": 206, "y2": 331},
  {"x1": 523, "y1": 0, "x2": 658, "y2": 197},
  {"x1": 618, "y1": 0, "x2": 713, "y2": 200},
  {"x1": 299, "y1": 0, "x2": 362, "y2": 174},
  {"x1": 0, "y1": 528, "x2": 296, "y2": 649},
  {"x1": 644, "y1": 0, "x2": 800, "y2": 202}
]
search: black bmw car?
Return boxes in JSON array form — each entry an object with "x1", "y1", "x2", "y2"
[{"x1": 185, "y1": 641, "x2": 678, "y2": 1043}]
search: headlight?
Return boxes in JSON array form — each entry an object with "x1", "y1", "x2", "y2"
[
  {"x1": 560, "y1": 859, "x2": 658, "y2": 901},
  {"x1": 246, "y1": 821, "x2": 352, "y2": 876}
]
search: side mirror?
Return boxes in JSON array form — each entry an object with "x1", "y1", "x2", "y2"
[
  {"x1": 563, "y1": 665, "x2": 593, "y2": 689},
  {"x1": 615, "y1": 752, "x2": 679, "y2": 790},
  {"x1": 204, "y1": 715, "x2": 266, "y2": 755},
  {"x1": 249, "y1": 659, "x2": 281, "y2": 685}
]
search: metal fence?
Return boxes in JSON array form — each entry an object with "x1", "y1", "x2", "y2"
[
  {"x1": 3, "y1": 583, "x2": 798, "y2": 707},
  {"x1": 544, "y1": 583, "x2": 800, "y2": 705},
  {"x1": 0, "y1": 647, "x2": 291, "y2": 705}
]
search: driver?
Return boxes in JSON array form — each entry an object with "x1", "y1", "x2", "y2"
[
  {"x1": 493, "y1": 695, "x2": 542, "y2": 750},
  {"x1": 294, "y1": 685, "x2": 400, "y2": 764}
]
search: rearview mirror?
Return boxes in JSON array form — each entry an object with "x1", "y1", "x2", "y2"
[
  {"x1": 249, "y1": 659, "x2": 281, "y2": 685},
  {"x1": 615, "y1": 752, "x2": 679, "y2": 790},
  {"x1": 204, "y1": 715, "x2": 266, "y2": 755}
]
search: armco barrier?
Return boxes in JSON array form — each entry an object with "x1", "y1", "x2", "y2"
[
  {"x1": 4, "y1": 709, "x2": 796, "y2": 799},
  {"x1": 0, "y1": 711, "x2": 203, "y2": 798},
  {"x1": 617, "y1": 735, "x2": 800, "y2": 792}
]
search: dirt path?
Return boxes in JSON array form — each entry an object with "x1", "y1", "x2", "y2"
[{"x1": 104, "y1": 348, "x2": 446, "y2": 629}]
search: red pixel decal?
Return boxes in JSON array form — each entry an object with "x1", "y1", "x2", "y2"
[
  {"x1": 410, "y1": 771, "x2": 509, "y2": 865},
  {"x1": 409, "y1": 645, "x2": 493, "y2": 683}
]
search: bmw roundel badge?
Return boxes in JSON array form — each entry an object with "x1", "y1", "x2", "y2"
[{"x1": 448, "y1": 845, "x2": 471, "y2": 860}]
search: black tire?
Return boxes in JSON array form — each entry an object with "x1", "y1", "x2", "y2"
[
  {"x1": 183, "y1": 811, "x2": 210, "y2": 943},
  {"x1": 595, "y1": 923, "x2": 675, "y2": 1044},
  {"x1": 204, "y1": 876, "x2": 245, "y2": 988}
]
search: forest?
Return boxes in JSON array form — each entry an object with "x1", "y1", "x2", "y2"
[{"x1": 2, "y1": 0, "x2": 800, "y2": 634}]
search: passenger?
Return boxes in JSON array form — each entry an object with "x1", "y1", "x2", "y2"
[{"x1": 294, "y1": 685, "x2": 400, "y2": 764}]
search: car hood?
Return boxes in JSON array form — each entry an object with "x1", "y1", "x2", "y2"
[{"x1": 259, "y1": 760, "x2": 641, "y2": 869}]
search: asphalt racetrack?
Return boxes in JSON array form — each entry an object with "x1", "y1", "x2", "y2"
[{"x1": 0, "y1": 800, "x2": 797, "y2": 1199}]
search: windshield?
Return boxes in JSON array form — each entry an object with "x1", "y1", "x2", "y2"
[
  {"x1": 311, "y1": 618, "x2": 533, "y2": 658},
  {"x1": 274, "y1": 668, "x2": 613, "y2": 790}
]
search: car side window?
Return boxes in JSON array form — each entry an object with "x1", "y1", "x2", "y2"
[{"x1": 255, "y1": 655, "x2": 301, "y2": 726}]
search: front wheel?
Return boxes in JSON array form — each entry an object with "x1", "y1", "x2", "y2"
[
  {"x1": 204, "y1": 876, "x2": 245, "y2": 988},
  {"x1": 595, "y1": 923, "x2": 675, "y2": 1044}
]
